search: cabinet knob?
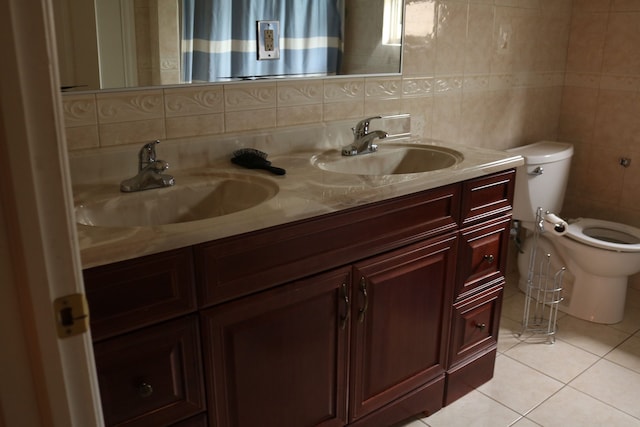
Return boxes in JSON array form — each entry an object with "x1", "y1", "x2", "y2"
[
  {"x1": 475, "y1": 322, "x2": 486, "y2": 330},
  {"x1": 483, "y1": 254, "x2": 495, "y2": 264},
  {"x1": 137, "y1": 382, "x2": 154, "y2": 398}
]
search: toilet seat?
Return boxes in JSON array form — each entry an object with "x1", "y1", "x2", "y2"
[{"x1": 566, "y1": 218, "x2": 640, "y2": 252}]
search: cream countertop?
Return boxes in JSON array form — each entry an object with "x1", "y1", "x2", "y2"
[
  {"x1": 73, "y1": 142, "x2": 522, "y2": 268},
  {"x1": 70, "y1": 120, "x2": 523, "y2": 268}
]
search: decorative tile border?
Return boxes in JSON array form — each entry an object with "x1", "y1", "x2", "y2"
[
  {"x1": 365, "y1": 78, "x2": 403, "y2": 99},
  {"x1": 402, "y1": 77, "x2": 434, "y2": 98},
  {"x1": 224, "y1": 83, "x2": 276, "y2": 111},
  {"x1": 277, "y1": 81, "x2": 324, "y2": 107},
  {"x1": 164, "y1": 87, "x2": 224, "y2": 117},
  {"x1": 62, "y1": 94, "x2": 97, "y2": 127},
  {"x1": 62, "y1": 71, "x2": 573, "y2": 149},
  {"x1": 96, "y1": 90, "x2": 164, "y2": 124},
  {"x1": 324, "y1": 79, "x2": 365, "y2": 103}
]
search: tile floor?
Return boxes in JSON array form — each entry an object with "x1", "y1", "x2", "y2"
[{"x1": 399, "y1": 267, "x2": 640, "y2": 427}]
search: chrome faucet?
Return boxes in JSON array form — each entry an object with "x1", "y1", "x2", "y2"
[
  {"x1": 120, "y1": 140, "x2": 175, "y2": 192},
  {"x1": 342, "y1": 116, "x2": 388, "y2": 156}
]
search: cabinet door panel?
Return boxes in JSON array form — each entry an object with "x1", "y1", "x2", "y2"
[
  {"x1": 201, "y1": 268, "x2": 351, "y2": 427},
  {"x1": 350, "y1": 234, "x2": 457, "y2": 421}
]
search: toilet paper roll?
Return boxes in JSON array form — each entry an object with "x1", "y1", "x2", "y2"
[{"x1": 543, "y1": 212, "x2": 568, "y2": 235}]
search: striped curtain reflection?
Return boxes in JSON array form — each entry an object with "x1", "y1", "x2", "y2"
[{"x1": 182, "y1": 0, "x2": 343, "y2": 82}]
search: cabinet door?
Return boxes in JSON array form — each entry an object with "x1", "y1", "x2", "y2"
[
  {"x1": 201, "y1": 267, "x2": 351, "y2": 427},
  {"x1": 349, "y1": 234, "x2": 457, "y2": 422}
]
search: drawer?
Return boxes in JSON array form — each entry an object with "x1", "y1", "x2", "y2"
[
  {"x1": 94, "y1": 316, "x2": 205, "y2": 427},
  {"x1": 455, "y1": 216, "x2": 511, "y2": 301},
  {"x1": 84, "y1": 248, "x2": 196, "y2": 340},
  {"x1": 460, "y1": 169, "x2": 515, "y2": 227},
  {"x1": 449, "y1": 286, "x2": 502, "y2": 367},
  {"x1": 195, "y1": 184, "x2": 460, "y2": 306}
]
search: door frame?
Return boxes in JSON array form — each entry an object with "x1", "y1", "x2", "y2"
[{"x1": 0, "y1": 0, "x2": 103, "y2": 425}]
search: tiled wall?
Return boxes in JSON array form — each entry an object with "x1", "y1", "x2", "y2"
[
  {"x1": 63, "y1": 0, "x2": 639, "y2": 227},
  {"x1": 63, "y1": 0, "x2": 571, "y2": 151},
  {"x1": 559, "y1": 0, "x2": 640, "y2": 228}
]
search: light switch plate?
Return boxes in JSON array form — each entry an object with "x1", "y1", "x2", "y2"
[{"x1": 257, "y1": 20, "x2": 280, "y2": 60}]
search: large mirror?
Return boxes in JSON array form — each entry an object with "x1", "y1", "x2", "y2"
[{"x1": 54, "y1": 0, "x2": 404, "y2": 91}]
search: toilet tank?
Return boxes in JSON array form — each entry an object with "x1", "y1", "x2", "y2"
[{"x1": 506, "y1": 141, "x2": 574, "y2": 223}]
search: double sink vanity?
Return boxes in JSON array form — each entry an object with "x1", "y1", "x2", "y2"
[{"x1": 73, "y1": 117, "x2": 523, "y2": 427}]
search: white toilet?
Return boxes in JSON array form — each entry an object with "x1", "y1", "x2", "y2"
[{"x1": 508, "y1": 141, "x2": 640, "y2": 324}]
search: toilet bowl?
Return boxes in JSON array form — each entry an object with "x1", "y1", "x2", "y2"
[
  {"x1": 518, "y1": 218, "x2": 640, "y2": 324},
  {"x1": 508, "y1": 141, "x2": 640, "y2": 324}
]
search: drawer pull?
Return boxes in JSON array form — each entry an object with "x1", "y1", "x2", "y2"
[
  {"x1": 475, "y1": 322, "x2": 486, "y2": 330},
  {"x1": 358, "y1": 277, "x2": 368, "y2": 323},
  {"x1": 483, "y1": 254, "x2": 495, "y2": 264},
  {"x1": 340, "y1": 282, "x2": 350, "y2": 330},
  {"x1": 137, "y1": 382, "x2": 154, "y2": 398}
]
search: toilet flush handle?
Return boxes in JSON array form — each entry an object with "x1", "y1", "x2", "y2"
[{"x1": 528, "y1": 166, "x2": 544, "y2": 176}]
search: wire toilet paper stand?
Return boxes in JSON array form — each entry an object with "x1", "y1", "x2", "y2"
[{"x1": 519, "y1": 207, "x2": 565, "y2": 344}]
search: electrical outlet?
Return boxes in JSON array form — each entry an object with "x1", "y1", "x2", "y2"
[
  {"x1": 264, "y1": 29, "x2": 274, "y2": 51},
  {"x1": 257, "y1": 20, "x2": 280, "y2": 60}
]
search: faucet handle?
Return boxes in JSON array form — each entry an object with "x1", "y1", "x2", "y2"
[
  {"x1": 352, "y1": 116, "x2": 382, "y2": 138},
  {"x1": 139, "y1": 140, "x2": 160, "y2": 171}
]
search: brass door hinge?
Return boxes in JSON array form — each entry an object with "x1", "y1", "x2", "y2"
[{"x1": 54, "y1": 294, "x2": 89, "y2": 338}]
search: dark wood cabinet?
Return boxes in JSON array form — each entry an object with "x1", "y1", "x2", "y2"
[
  {"x1": 454, "y1": 216, "x2": 511, "y2": 302},
  {"x1": 84, "y1": 248, "x2": 196, "y2": 341},
  {"x1": 200, "y1": 234, "x2": 458, "y2": 427},
  {"x1": 84, "y1": 169, "x2": 516, "y2": 427},
  {"x1": 349, "y1": 235, "x2": 456, "y2": 423},
  {"x1": 194, "y1": 184, "x2": 459, "y2": 307},
  {"x1": 201, "y1": 267, "x2": 351, "y2": 427},
  {"x1": 443, "y1": 171, "x2": 515, "y2": 405},
  {"x1": 93, "y1": 316, "x2": 206, "y2": 426}
]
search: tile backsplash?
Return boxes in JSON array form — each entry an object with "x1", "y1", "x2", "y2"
[{"x1": 62, "y1": 0, "x2": 640, "y2": 228}]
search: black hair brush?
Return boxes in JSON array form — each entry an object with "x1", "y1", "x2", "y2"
[{"x1": 231, "y1": 148, "x2": 286, "y2": 175}]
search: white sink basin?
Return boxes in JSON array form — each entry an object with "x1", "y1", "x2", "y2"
[
  {"x1": 311, "y1": 143, "x2": 463, "y2": 175},
  {"x1": 75, "y1": 172, "x2": 279, "y2": 227}
]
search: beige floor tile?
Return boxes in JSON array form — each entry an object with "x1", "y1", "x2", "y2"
[
  {"x1": 511, "y1": 417, "x2": 542, "y2": 426},
  {"x1": 605, "y1": 335, "x2": 640, "y2": 374},
  {"x1": 504, "y1": 338, "x2": 599, "y2": 383},
  {"x1": 393, "y1": 418, "x2": 425, "y2": 427},
  {"x1": 554, "y1": 315, "x2": 631, "y2": 356},
  {"x1": 420, "y1": 390, "x2": 521, "y2": 427},
  {"x1": 398, "y1": 290, "x2": 640, "y2": 426},
  {"x1": 477, "y1": 355, "x2": 563, "y2": 414},
  {"x1": 570, "y1": 359, "x2": 640, "y2": 419},
  {"x1": 527, "y1": 386, "x2": 640, "y2": 427}
]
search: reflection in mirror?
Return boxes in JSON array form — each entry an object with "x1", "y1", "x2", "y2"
[{"x1": 53, "y1": 0, "x2": 403, "y2": 91}]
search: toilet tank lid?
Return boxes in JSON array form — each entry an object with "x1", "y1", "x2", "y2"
[{"x1": 507, "y1": 141, "x2": 574, "y2": 164}]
